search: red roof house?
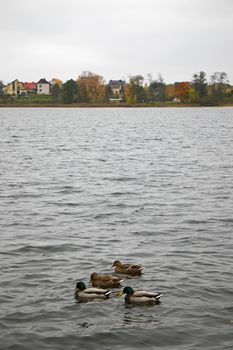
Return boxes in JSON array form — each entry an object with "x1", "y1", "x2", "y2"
[{"x1": 23, "y1": 82, "x2": 37, "y2": 94}]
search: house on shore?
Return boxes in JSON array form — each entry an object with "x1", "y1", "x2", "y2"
[
  {"x1": 3, "y1": 79, "x2": 38, "y2": 95},
  {"x1": 37, "y1": 78, "x2": 50, "y2": 95},
  {"x1": 23, "y1": 82, "x2": 37, "y2": 94},
  {"x1": 3, "y1": 79, "x2": 26, "y2": 95},
  {"x1": 108, "y1": 80, "x2": 125, "y2": 102}
]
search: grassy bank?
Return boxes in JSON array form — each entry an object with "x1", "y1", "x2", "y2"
[
  {"x1": 0, "y1": 102, "x2": 198, "y2": 108},
  {"x1": 0, "y1": 95, "x2": 233, "y2": 108},
  {"x1": 1, "y1": 103, "x2": 233, "y2": 108}
]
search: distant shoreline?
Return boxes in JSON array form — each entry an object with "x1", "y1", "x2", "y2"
[{"x1": 0, "y1": 102, "x2": 233, "y2": 108}]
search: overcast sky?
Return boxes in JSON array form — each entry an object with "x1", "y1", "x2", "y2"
[{"x1": 1, "y1": 0, "x2": 233, "y2": 84}]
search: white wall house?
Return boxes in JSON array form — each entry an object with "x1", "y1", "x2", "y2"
[{"x1": 37, "y1": 78, "x2": 50, "y2": 95}]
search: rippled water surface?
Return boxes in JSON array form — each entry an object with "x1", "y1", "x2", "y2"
[{"x1": 0, "y1": 107, "x2": 233, "y2": 350}]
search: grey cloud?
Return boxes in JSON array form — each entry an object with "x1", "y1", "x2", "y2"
[{"x1": 1, "y1": 0, "x2": 232, "y2": 84}]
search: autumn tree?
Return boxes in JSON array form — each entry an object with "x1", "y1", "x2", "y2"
[
  {"x1": 76, "y1": 75, "x2": 89, "y2": 102},
  {"x1": 50, "y1": 78, "x2": 63, "y2": 86},
  {"x1": 77, "y1": 71, "x2": 106, "y2": 103},
  {"x1": 125, "y1": 75, "x2": 145, "y2": 103},
  {"x1": 165, "y1": 84, "x2": 176, "y2": 101},
  {"x1": 61, "y1": 79, "x2": 78, "y2": 104},
  {"x1": 174, "y1": 82, "x2": 191, "y2": 102}
]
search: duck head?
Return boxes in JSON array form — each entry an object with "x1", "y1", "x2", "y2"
[
  {"x1": 76, "y1": 281, "x2": 86, "y2": 291},
  {"x1": 90, "y1": 272, "x2": 98, "y2": 282},
  {"x1": 112, "y1": 260, "x2": 121, "y2": 267},
  {"x1": 123, "y1": 286, "x2": 134, "y2": 295}
]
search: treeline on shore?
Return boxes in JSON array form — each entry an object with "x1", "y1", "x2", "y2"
[{"x1": 1, "y1": 71, "x2": 233, "y2": 106}]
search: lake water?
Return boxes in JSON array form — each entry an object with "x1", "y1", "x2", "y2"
[{"x1": 0, "y1": 107, "x2": 233, "y2": 350}]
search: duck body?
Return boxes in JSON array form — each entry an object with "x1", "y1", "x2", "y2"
[
  {"x1": 112, "y1": 260, "x2": 143, "y2": 276},
  {"x1": 122, "y1": 286, "x2": 163, "y2": 304},
  {"x1": 90, "y1": 272, "x2": 123, "y2": 288},
  {"x1": 74, "y1": 281, "x2": 111, "y2": 301}
]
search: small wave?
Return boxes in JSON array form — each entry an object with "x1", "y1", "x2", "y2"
[
  {"x1": 57, "y1": 189, "x2": 84, "y2": 194},
  {"x1": 183, "y1": 219, "x2": 208, "y2": 224},
  {"x1": 103, "y1": 176, "x2": 137, "y2": 182},
  {"x1": 111, "y1": 191, "x2": 130, "y2": 196},
  {"x1": 3, "y1": 193, "x2": 45, "y2": 199},
  {"x1": 93, "y1": 212, "x2": 115, "y2": 219},
  {"x1": 11, "y1": 243, "x2": 80, "y2": 254},
  {"x1": 210, "y1": 217, "x2": 233, "y2": 223}
]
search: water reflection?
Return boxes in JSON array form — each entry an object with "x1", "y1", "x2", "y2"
[{"x1": 123, "y1": 305, "x2": 162, "y2": 328}]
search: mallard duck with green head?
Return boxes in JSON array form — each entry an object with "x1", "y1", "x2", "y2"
[
  {"x1": 74, "y1": 281, "x2": 111, "y2": 301},
  {"x1": 90, "y1": 272, "x2": 123, "y2": 288},
  {"x1": 112, "y1": 260, "x2": 143, "y2": 275},
  {"x1": 120, "y1": 286, "x2": 163, "y2": 304}
]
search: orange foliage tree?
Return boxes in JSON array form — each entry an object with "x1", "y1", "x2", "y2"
[
  {"x1": 77, "y1": 71, "x2": 106, "y2": 103},
  {"x1": 174, "y1": 82, "x2": 191, "y2": 102},
  {"x1": 50, "y1": 78, "x2": 63, "y2": 86},
  {"x1": 165, "y1": 84, "x2": 176, "y2": 101}
]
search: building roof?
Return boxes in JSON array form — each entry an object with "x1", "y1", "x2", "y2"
[
  {"x1": 109, "y1": 80, "x2": 125, "y2": 89},
  {"x1": 23, "y1": 82, "x2": 37, "y2": 90},
  {"x1": 37, "y1": 78, "x2": 50, "y2": 84}
]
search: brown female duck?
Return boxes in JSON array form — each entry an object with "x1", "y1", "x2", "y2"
[
  {"x1": 112, "y1": 260, "x2": 143, "y2": 275},
  {"x1": 90, "y1": 272, "x2": 123, "y2": 288}
]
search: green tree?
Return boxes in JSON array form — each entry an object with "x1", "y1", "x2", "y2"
[
  {"x1": 189, "y1": 87, "x2": 199, "y2": 103},
  {"x1": 148, "y1": 74, "x2": 166, "y2": 102},
  {"x1": 125, "y1": 75, "x2": 146, "y2": 103},
  {"x1": 61, "y1": 79, "x2": 78, "y2": 104},
  {"x1": 0, "y1": 81, "x2": 4, "y2": 95},
  {"x1": 192, "y1": 71, "x2": 207, "y2": 99},
  {"x1": 51, "y1": 83, "x2": 61, "y2": 102},
  {"x1": 210, "y1": 72, "x2": 229, "y2": 101}
]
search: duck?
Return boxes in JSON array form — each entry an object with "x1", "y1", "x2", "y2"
[
  {"x1": 112, "y1": 260, "x2": 143, "y2": 275},
  {"x1": 90, "y1": 272, "x2": 123, "y2": 288},
  {"x1": 74, "y1": 281, "x2": 111, "y2": 301},
  {"x1": 120, "y1": 286, "x2": 163, "y2": 304}
]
